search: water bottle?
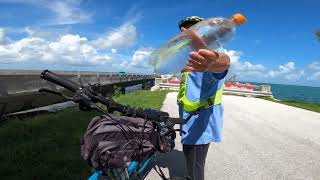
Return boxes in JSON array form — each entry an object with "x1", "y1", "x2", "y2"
[{"x1": 149, "y1": 13, "x2": 247, "y2": 74}]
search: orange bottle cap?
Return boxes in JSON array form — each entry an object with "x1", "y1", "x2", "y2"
[{"x1": 232, "y1": 13, "x2": 247, "y2": 26}]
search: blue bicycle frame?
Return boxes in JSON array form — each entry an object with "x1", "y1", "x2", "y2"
[{"x1": 88, "y1": 152, "x2": 156, "y2": 180}]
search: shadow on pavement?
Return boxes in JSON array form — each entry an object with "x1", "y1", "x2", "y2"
[{"x1": 155, "y1": 149, "x2": 187, "y2": 179}]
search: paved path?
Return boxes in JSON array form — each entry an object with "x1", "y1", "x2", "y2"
[{"x1": 146, "y1": 92, "x2": 320, "y2": 180}]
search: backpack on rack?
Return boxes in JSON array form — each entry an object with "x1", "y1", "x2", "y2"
[{"x1": 80, "y1": 113, "x2": 175, "y2": 170}]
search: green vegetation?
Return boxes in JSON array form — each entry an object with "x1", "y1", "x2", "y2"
[
  {"x1": 0, "y1": 90, "x2": 168, "y2": 180},
  {"x1": 258, "y1": 97, "x2": 320, "y2": 113},
  {"x1": 115, "y1": 90, "x2": 169, "y2": 110},
  {"x1": 0, "y1": 108, "x2": 97, "y2": 179},
  {"x1": 112, "y1": 85, "x2": 124, "y2": 98}
]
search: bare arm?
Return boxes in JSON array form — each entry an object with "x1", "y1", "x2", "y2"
[{"x1": 182, "y1": 49, "x2": 230, "y2": 73}]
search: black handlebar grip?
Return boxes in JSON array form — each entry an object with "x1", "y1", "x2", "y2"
[{"x1": 40, "y1": 70, "x2": 80, "y2": 92}]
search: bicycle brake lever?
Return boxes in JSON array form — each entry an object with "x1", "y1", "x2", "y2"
[
  {"x1": 72, "y1": 90, "x2": 96, "y2": 111},
  {"x1": 89, "y1": 83, "x2": 102, "y2": 95}
]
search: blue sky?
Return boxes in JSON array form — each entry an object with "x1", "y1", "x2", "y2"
[{"x1": 0, "y1": 0, "x2": 319, "y2": 86}]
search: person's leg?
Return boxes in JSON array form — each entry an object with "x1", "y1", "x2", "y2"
[
  {"x1": 194, "y1": 143, "x2": 210, "y2": 180},
  {"x1": 183, "y1": 143, "x2": 210, "y2": 180},
  {"x1": 183, "y1": 144, "x2": 195, "y2": 179}
]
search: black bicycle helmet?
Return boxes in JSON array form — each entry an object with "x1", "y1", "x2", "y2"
[{"x1": 178, "y1": 16, "x2": 204, "y2": 29}]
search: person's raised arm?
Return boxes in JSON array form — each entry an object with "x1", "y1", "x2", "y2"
[
  {"x1": 180, "y1": 27, "x2": 230, "y2": 73},
  {"x1": 182, "y1": 49, "x2": 230, "y2": 73}
]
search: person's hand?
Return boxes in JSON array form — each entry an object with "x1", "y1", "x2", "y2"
[
  {"x1": 180, "y1": 27, "x2": 208, "y2": 50},
  {"x1": 170, "y1": 27, "x2": 208, "y2": 50},
  {"x1": 182, "y1": 49, "x2": 220, "y2": 72}
]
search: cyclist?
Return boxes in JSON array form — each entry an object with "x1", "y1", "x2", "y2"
[{"x1": 177, "y1": 16, "x2": 230, "y2": 180}]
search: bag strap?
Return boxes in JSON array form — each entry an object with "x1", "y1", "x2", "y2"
[
  {"x1": 150, "y1": 154, "x2": 169, "y2": 180},
  {"x1": 184, "y1": 108, "x2": 202, "y2": 125},
  {"x1": 179, "y1": 108, "x2": 202, "y2": 136},
  {"x1": 153, "y1": 164, "x2": 169, "y2": 180}
]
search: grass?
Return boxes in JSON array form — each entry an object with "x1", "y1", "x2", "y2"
[
  {"x1": 0, "y1": 90, "x2": 168, "y2": 180},
  {"x1": 114, "y1": 90, "x2": 169, "y2": 110},
  {"x1": 258, "y1": 96, "x2": 320, "y2": 113}
]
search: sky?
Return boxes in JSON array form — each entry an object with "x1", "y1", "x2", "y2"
[{"x1": 0, "y1": 0, "x2": 319, "y2": 87}]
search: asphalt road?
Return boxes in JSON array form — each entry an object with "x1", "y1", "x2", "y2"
[{"x1": 146, "y1": 92, "x2": 320, "y2": 180}]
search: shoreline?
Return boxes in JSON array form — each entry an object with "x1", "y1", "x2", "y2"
[{"x1": 256, "y1": 96, "x2": 320, "y2": 113}]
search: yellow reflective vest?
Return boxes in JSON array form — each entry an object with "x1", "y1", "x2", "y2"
[{"x1": 177, "y1": 72, "x2": 224, "y2": 112}]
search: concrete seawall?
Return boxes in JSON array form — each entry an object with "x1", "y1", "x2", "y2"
[{"x1": 0, "y1": 70, "x2": 155, "y2": 115}]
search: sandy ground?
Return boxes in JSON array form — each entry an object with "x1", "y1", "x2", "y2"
[{"x1": 146, "y1": 92, "x2": 320, "y2": 180}]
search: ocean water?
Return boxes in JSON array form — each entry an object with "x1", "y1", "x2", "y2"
[
  {"x1": 247, "y1": 82, "x2": 320, "y2": 104},
  {"x1": 126, "y1": 82, "x2": 320, "y2": 104}
]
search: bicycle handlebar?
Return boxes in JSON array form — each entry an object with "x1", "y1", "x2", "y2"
[
  {"x1": 40, "y1": 70, "x2": 186, "y2": 125},
  {"x1": 41, "y1": 70, "x2": 80, "y2": 92}
]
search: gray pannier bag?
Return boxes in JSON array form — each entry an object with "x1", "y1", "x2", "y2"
[{"x1": 80, "y1": 113, "x2": 174, "y2": 170}]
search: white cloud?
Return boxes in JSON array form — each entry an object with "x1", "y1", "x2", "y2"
[
  {"x1": 307, "y1": 72, "x2": 320, "y2": 81},
  {"x1": 0, "y1": 37, "x2": 47, "y2": 63},
  {"x1": 0, "y1": 0, "x2": 92, "y2": 25},
  {"x1": 121, "y1": 4, "x2": 143, "y2": 25},
  {"x1": 279, "y1": 62, "x2": 295, "y2": 72},
  {"x1": 0, "y1": 12, "x2": 144, "y2": 67},
  {"x1": 92, "y1": 23, "x2": 137, "y2": 49},
  {"x1": 267, "y1": 62, "x2": 295, "y2": 78},
  {"x1": 24, "y1": 26, "x2": 70, "y2": 39},
  {"x1": 120, "y1": 48, "x2": 154, "y2": 69},
  {"x1": 307, "y1": 62, "x2": 320, "y2": 80},
  {"x1": 221, "y1": 50, "x2": 308, "y2": 82},
  {"x1": 0, "y1": 3, "x2": 148, "y2": 71},
  {"x1": 25, "y1": 27, "x2": 34, "y2": 36},
  {"x1": 46, "y1": 0, "x2": 92, "y2": 25},
  {"x1": 222, "y1": 49, "x2": 241, "y2": 64},
  {"x1": 222, "y1": 49, "x2": 266, "y2": 79},
  {"x1": 308, "y1": 62, "x2": 320, "y2": 71},
  {"x1": 223, "y1": 49, "x2": 265, "y2": 72},
  {"x1": 234, "y1": 61, "x2": 265, "y2": 72},
  {"x1": 0, "y1": 28, "x2": 10, "y2": 45},
  {"x1": 285, "y1": 70, "x2": 305, "y2": 80},
  {"x1": 0, "y1": 20, "x2": 142, "y2": 69},
  {"x1": 0, "y1": 34, "x2": 113, "y2": 65},
  {"x1": 130, "y1": 48, "x2": 153, "y2": 68}
]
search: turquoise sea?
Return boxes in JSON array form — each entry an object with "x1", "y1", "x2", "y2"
[
  {"x1": 247, "y1": 82, "x2": 320, "y2": 104},
  {"x1": 129, "y1": 82, "x2": 320, "y2": 104}
]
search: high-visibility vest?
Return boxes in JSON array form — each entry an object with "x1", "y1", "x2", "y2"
[{"x1": 177, "y1": 72, "x2": 224, "y2": 112}]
